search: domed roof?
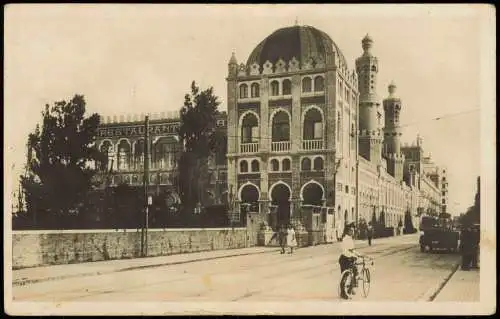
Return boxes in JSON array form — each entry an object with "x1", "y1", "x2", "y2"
[{"x1": 246, "y1": 25, "x2": 348, "y2": 68}]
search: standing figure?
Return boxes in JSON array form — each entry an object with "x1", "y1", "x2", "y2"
[
  {"x1": 286, "y1": 224, "x2": 297, "y2": 254},
  {"x1": 460, "y1": 225, "x2": 473, "y2": 270},
  {"x1": 470, "y1": 225, "x2": 480, "y2": 268},
  {"x1": 278, "y1": 224, "x2": 287, "y2": 254},
  {"x1": 367, "y1": 222, "x2": 374, "y2": 246}
]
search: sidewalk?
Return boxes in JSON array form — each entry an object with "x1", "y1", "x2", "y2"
[
  {"x1": 12, "y1": 233, "x2": 418, "y2": 287},
  {"x1": 12, "y1": 246, "x2": 278, "y2": 286},
  {"x1": 434, "y1": 267, "x2": 480, "y2": 302}
]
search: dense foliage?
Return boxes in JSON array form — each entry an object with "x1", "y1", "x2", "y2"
[
  {"x1": 19, "y1": 95, "x2": 105, "y2": 227},
  {"x1": 177, "y1": 81, "x2": 222, "y2": 214}
]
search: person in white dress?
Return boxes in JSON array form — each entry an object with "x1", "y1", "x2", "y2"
[{"x1": 286, "y1": 224, "x2": 297, "y2": 254}]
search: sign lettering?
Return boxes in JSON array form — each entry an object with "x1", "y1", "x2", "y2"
[{"x1": 98, "y1": 123, "x2": 180, "y2": 138}]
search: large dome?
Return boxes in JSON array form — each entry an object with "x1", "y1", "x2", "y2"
[{"x1": 246, "y1": 25, "x2": 347, "y2": 68}]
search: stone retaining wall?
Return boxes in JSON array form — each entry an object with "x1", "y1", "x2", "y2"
[{"x1": 12, "y1": 228, "x2": 249, "y2": 269}]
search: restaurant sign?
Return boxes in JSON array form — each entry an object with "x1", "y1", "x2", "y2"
[{"x1": 98, "y1": 123, "x2": 180, "y2": 138}]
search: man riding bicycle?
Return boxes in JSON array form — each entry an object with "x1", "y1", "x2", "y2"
[{"x1": 338, "y1": 223, "x2": 361, "y2": 293}]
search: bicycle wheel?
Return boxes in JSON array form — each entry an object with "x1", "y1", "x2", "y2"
[
  {"x1": 339, "y1": 270, "x2": 354, "y2": 299},
  {"x1": 361, "y1": 268, "x2": 371, "y2": 298}
]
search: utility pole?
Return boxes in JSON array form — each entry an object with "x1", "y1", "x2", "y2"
[
  {"x1": 333, "y1": 157, "x2": 342, "y2": 238},
  {"x1": 142, "y1": 115, "x2": 150, "y2": 257}
]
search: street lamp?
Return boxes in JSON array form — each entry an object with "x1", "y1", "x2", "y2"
[{"x1": 332, "y1": 157, "x2": 342, "y2": 231}]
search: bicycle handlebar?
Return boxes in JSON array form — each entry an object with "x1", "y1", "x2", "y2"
[{"x1": 355, "y1": 255, "x2": 374, "y2": 265}]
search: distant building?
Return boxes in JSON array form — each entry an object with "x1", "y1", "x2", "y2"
[
  {"x1": 93, "y1": 112, "x2": 228, "y2": 208},
  {"x1": 226, "y1": 24, "x2": 444, "y2": 238}
]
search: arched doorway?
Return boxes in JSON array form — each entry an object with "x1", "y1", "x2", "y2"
[
  {"x1": 240, "y1": 184, "x2": 260, "y2": 223},
  {"x1": 301, "y1": 182, "x2": 324, "y2": 206},
  {"x1": 270, "y1": 183, "x2": 291, "y2": 228}
]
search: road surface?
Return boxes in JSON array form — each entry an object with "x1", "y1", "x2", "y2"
[{"x1": 13, "y1": 235, "x2": 462, "y2": 302}]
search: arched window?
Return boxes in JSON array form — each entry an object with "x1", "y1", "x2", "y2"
[
  {"x1": 313, "y1": 157, "x2": 324, "y2": 170},
  {"x1": 314, "y1": 76, "x2": 324, "y2": 92},
  {"x1": 282, "y1": 158, "x2": 291, "y2": 171},
  {"x1": 303, "y1": 108, "x2": 323, "y2": 140},
  {"x1": 270, "y1": 159, "x2": 279, "y2": 172},
  {"x1": 302, "y1": 77, "x2": 312, "y2": 93},
  {"x1": 134, "y1": 139, "x2": 145, "y2": 170},
  {"x1": 251, "y1": 83, "x2": 260, "y2": 98},
  {"x1": 251, "y1": 159, "x2": 260, "y2": 172},
  {"x1": 241, "y1": 113, "x2": 259, "y2": 143},
  {"x1": 301, "y1": 157, "x2": 311, "y2": 171},
  {"x1": 371, "y1": 65, "x2": 377, "y2": 72},
  {"x1": 117, "y1": 140, "x2": 131, "y2": 171},
  {"x1": 282, "y1": 79, "x2": 292, "y2": 95},
  {"x1": 153, "y1": 137, "x2": 175, "y2": 170},
  {"x1": 99, "y1": 141, "x2": 113, "y2": 171},
  {"x1": 271, "y1": 111, "x2": 290, "y2": 142},
  {"x1": 270, "y1": 80, "x2": 280, "y2": 96},
  {"x1": 239, "y1": 84, "x2": 248, "y2": 99},
  {"x1": 240, "y1": 160, "x2": 248, "y2": 173}
]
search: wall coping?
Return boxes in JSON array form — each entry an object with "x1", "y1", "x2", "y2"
[{"x1": 13, "y1": 227, "x2": 247, "y2": 235}]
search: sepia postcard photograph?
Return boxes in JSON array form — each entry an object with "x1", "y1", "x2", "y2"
[{"x1": 4, "y1": 3, "x2": 496, "y2": 316}]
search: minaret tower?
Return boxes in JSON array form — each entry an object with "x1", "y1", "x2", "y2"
[
  {"x1": 383, "y1": 81, "x2": 405, "y2": 181},
  {"x1": 355, "y1": 34, "x2": 382, "y2": 163},
  {"x1": 226, "y1": 52, "x2": 239, "y2": 221}
]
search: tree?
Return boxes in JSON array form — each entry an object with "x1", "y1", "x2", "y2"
[
  {"x1": 20, "y1": 95, "x2": 105, "y2": 227},
  {"x1": 460, "y1": 176, "x2": 480, "y2": 227},
  {"x1": 177, "y1": 81, "x2": 221, "y2": 214}
]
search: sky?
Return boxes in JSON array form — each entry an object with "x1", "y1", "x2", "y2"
[{"x1": 4, "y1": 4, "x2": 494, "y2": 215}]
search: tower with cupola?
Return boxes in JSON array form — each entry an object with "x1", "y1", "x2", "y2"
[
  {"x1": 355, "y1": 34, "x2": 383, "y2": 164},
  {"x1": 383, "y1": 81, "x2": 404, "y2": 182}
]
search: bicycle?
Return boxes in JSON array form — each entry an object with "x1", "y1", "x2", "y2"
[{"x1": 338, "y1": 255, "x2": 374, "y2": 300}]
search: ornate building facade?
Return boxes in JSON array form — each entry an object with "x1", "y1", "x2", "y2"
[
  {"x1": 93, "y1": 112, "x2": 228, "y2": 208},
  {"x1": 226, "y1": 24, "x2": 444, "y2": 242}
]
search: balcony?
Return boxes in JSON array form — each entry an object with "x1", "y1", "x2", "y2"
[
  {"x1": 271, "y1": 141, "x2": 291, "y2": 152},
  {"x1": 302, "y1": 139, "x2": 323, "y2": 150},
  {"x1": 240, "y1": 143, "x2": 259, "y2": 153}
]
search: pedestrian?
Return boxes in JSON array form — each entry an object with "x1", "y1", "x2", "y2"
[
  {"x1": 470, "y1": 225, "x2": 480, "y2": 269},
  {"x1": 367, "y1": 222, "x2": 374, "y2": 246},
  {"x1": 460, "y1": 225, "x2": 473, "y2": 270},
  {"x1": 398, "y1": 220, "x2": 404, "y2": 236},
  {"x1": 336, "y1": 223, "x2": 344, "y2": 242},
  {"x1": 286, "y1": 224, "x2": 297, "y2": 254},
  {"x1": 278, "y1": 224, "x2": 287, "y2": 254}
]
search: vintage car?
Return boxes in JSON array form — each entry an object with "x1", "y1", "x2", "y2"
[{"x1": 419, "y1": 228, "x2": 460, "y2": 252}]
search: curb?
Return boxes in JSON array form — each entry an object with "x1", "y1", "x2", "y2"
[
  {"x1": 417, "y1": 263, "x2": 460, "y2": 302},
  {"x1": 13, "y1": 234, "x2": 418, "y2": 287},
  {"x1": 13, "y1": 248, "x2": 279, "y2": 287}
]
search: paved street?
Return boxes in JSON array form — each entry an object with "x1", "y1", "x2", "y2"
[{"x1": 13, "y1": 234, "x2": 474, "y2": 303}]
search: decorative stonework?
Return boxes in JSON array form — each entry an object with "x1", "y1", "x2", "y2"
[
  {"x1": 315, "y1": 55, "x2": 326, "y2": 69},
  {"x1": 238, "y1": 63, "x2": 247, "y2": 77},
  {"x1": 302, "y1": 57, "x2": 314, "y2": 70},
  {"x1": 275, "y1": 58, "x2": 286, "y2": 73},
  {"x1": 262, "y1": 60, "x2": 273, "y2": 75},
  {"x1": 250, "y1": 62, "x2": 260, "y2": 76}
]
